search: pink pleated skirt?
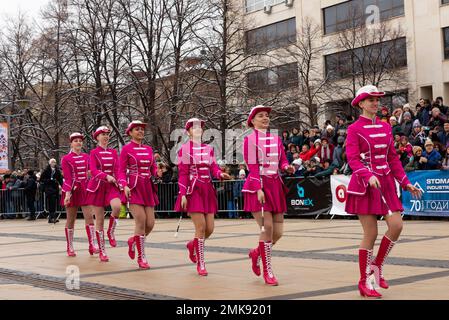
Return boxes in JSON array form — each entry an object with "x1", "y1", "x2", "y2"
[
  {"x1": 61, "y1": 182, "x2": 89, "y2": 208},
  {"x1": 86, "y1": 181, "x2": 122, "y2": 207},
  {"x1": 243, "y1": 176, "x2": 287, "y2": 214},
  {"x1": 174, "y1": 181, "x2": 217, "y2": 214},
  {"x1": 125, "y1": 177, "x2": 159, "y2": 207},
  {"x1": 345, "y1": 173, "x2": 403, "y2": 216}
]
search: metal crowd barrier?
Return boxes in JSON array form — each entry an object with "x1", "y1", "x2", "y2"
[
  {"x1": 0, "y1": 180, "x2": 248, "y2": 218},
  {"x1": 0, "y1": 188, "x2": 66, "y2": 219},
  {"x1": 154, "y1": 180, "x2": 246, "y2": 218}
]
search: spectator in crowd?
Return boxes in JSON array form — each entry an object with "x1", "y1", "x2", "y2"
[
  {"x1": 377, "y1": 106, "x2": 390, "y2": 121},
  {"x1": 154, "y1": 151, "x2": 163, "y2": 165},
  {"x1": 299, "y1": 143, "x2": 315, "y2": 161},
  {"x1": 397, "y1": 136, "x2": 413, "y2": 167},
  {"x1": 303, "y1": 157, "x2": 323, "y2": 177},
  {"x1": 281, "y1": 130, "x2": 290, "y2": 151},
  {"x1": 332, "y1": 135, "x2": 346, "y2": 169},
  {"x1": 0, "y1": 174, "x2": 11, "y2": 217},
  {"x1": 5, "y1": 174, "x2": 21, "y2": 218},
  {"x1": 409, "y1": 120, "x2": 426, "y2": 148},
  {"x1": 417, "y1": 99, "x2": 432, "y2": 126},
  {"x1": 441, "y1": 146, "x2": 449, "y2": 170},
  {"x1": 157, "y1": 163, "x2": 173, "y2": 183},
  {"x1": 171, "y1": 165, "x2": 178, "y2": 183},
  {"x1": 390, "y1": 116, "x2": 402, "y2": 136},
  {"x1": 310, "y1": 126, "x2": 321, "y2": 144},
  {"x1": 334, "y1": 118, "x2": 347, "y2": 144},
  {"x1": 23, "y1": 170, "x2": 38, "y2": 221},
  {"x1": 437, "y1": 121, "x2": 449, "y2": 148},
  {"x1": 402, "y1": 103, "x2": 415, "y2": 120},
  {"x1": 40, "y1": 158, "x2": 63, "y2": 223},
  {"x1": 435, "y1": 96, "x2": 449, "y2": 115},
  {"x1": 286, "y1": 144, "x2": 299, "y2": 164},
  {"x1": 223, "y1": 167, "x2": 237, "y2": 219},
  {"x1": 405, "y1": 146, "x2": 425, "y2": 172},
  {"x1": 233, "y1": 162, "x2": 248, "y2": 178},
  {"x1": 290, "y1": 128, "x2": 302, "y2": 147},
  {"x1": 434, "y1": 141, "x2": 444, "y2": 156},
  {"x1": 232, "y1": 169, "x2": 246, "y2": 218},
  {"x1": 302, "y1": 129, "x2": 311, "y2": 147},
  {"x1": 421, "y1": 139, "x2": 442, "y2": 170},
  {"x1": 322, "y1": 124, "x2": 335, "y2": 142},
  {"x1": 427, "y1": 106, "x2": 447, "y2": 129},
  {"x1": 392, "y1": 108, "x2": 403, "y2": 123},
  {"x1": 400, "y1": 112, "x2": 413, "y2": 137},
  {"x1": 291, "y1": 158, "x2": 305, "y2": 177},
  {"x1": 317, "y1": 137, "x2": 334, "y2": 165}
]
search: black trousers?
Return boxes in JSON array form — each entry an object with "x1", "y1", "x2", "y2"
[
  {"x1": 27, "y1": 198, "x2": 36, "y2": 217},
  {"x1": 46, "y1": 193, "x2": 58, "y2": 219}
]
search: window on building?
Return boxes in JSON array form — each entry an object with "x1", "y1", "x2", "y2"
[
  {"x1": 444, "y1": 27, "x2": 449, "y2": 60},
  {"x1": 323, "y1": 0, "x2": 404, "y2": 34},
  {"x1": 247, "y1": 63, "x2": 298, "y2": 93},
  {"x1": 246, "y1": 18, "x2": 296, "y2": 53},
  {"x1": 245, "y1": 0, "x2": 285, "y2": 13},
  {"x1": 324, "y1": 37, "x2": 407, "y2": 80},
  {"x1": 442, "y1": 0, "x2": 449, "y2": 5}
]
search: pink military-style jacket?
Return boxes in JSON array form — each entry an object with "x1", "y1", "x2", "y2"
[
  {"x1": 177, "y1": 141, "x2": 222, "y2": 196},
  {"x1": 346, "y1": 115, "x2": 411, "y2": 195},
  {"x1": 61, "y1": 151, "x2": 90, "y2": 192},
  {"x1": 118, "y1": 141, "x2": 158, "y2": 190},
  {"x1": 86, "y1": 146, "x2": 120, "y2": 192},
  {"x1": 242, "y1": 129, "x2": 290, "y2": 193}
]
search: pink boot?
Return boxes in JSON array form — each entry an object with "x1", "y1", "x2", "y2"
[
  {"x1": 96, "y1": 230, "x2": 109, "y2": 262},
  {"x1": 371, "y1": 236, "x2": 396, "y2": 289},
  {"x1": 107, "y1": 216, "x2": 118, "y2": 247},
  {"x1": 127, "y1": 236, "x2": 135, "y2": 260},
  {"x1": 248, "y1": 247, "x2": 261, "y2": 276},
  {"x1": 195, "y1": 238, "x2": 207, "y2": 276},
  {"x1": 135, "y1": 235, "x2": 150, "y2": 269},
  {"x1": 186, "y1": 239, "x2": 197, "y2": 263},
  {"x1": 85, "y1": 224, "x2": 99, "y2": 255},
  {"x1": 259, "y1": 241, "x2": 278, "y2": 286},
  {"x1": 358, "y1": 248, "x2": 382, "y2": 298},
  {"x1": 65, "y1": 227, "x2": 76, "y2": 257}
]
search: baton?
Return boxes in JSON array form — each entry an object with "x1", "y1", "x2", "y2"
[{"x1": 174, "y1": 214, "x2": 183, "y2": 238}]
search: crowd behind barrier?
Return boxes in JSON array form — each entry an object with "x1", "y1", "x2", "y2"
[
  {"x1": 3, "y1": 97, "x2": 449, "y2": 219},
  {"x1": 2, "y1": 170, "x2": 447, "y2": 219}
]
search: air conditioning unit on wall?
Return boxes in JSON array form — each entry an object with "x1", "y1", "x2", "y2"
[
  {"x1": 264, "y1": 5, "x2": 272, "y2": 14},
  {"x1": 285, "y1": 0, "x2": 294, "y2": 7}
]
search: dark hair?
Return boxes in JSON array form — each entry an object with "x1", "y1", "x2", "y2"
[
  {"x1": 436, "y1": 96, "x2": 443, "y2": 102},
  {"x1": 282, "y1": 130, "x2": 290, "y2": 138},
  {"x1": 432, "y1": 102, "x2": 440, "y2": 108}
]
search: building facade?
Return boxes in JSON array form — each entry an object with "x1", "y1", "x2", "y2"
[{"x1": 238, "y1": 0, "x2": 449, "y2": 121}]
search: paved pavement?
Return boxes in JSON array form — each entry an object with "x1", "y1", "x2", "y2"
[{"x1": 0, "y1": 218, "x2": 448, "y2": 300}]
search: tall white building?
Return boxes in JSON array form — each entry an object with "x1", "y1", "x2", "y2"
[{"x1": 238, "y1": 0, "x2": 449, "y2": 119}]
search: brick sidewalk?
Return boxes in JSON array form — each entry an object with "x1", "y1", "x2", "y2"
[{"x1": 0, "y1": 218, "x2": 448, "y2": 300}]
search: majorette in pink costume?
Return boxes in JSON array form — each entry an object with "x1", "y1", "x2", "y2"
[
  {"x1": 118, "y1": 121, "x2": 160, "y2": 269},
  {"x1": 85, "y1": 126, "x2": 122, "y2": 262},
  {"x1": 345, "y1": 85, "x2": 422, "y2": 298},
  {"x1": 61, "y1": 132, "x2": 99, "y2": 258},
  {"x1": 174, "y1": 118, "x2": 230, "y2": 276},
  {"x1": 243, "y1": 106, "x2": 295, "y2": 286}
]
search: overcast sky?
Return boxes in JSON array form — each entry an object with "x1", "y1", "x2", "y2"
[{"x1": 0, "y1": 0, "x2": 48, "y2": 26}]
